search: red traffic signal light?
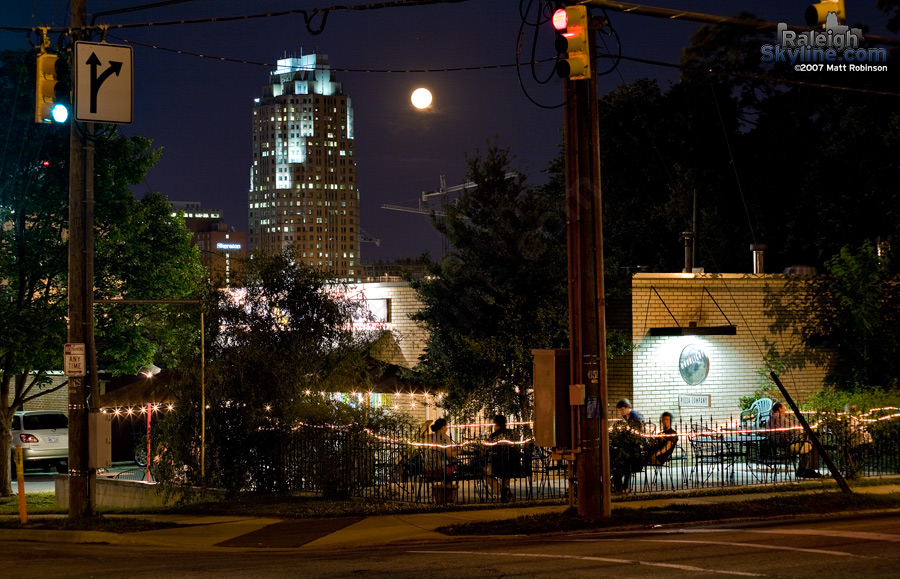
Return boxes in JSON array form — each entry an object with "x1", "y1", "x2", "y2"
[{"x1": 552, "y1": 7, "x2": 591, "y2": 80}]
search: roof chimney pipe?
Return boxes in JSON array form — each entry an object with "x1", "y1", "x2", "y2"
[
  {"x1": 751, "y1": 243, "x2": 767, "y2": 274},
  {"x1": 683, "y1": 231, "x2": 695, "y2": 273}
]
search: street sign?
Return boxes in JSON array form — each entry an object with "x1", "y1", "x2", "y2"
[
  {"x1": 73, "y1": 41, "x2": 133, "y2": 124},
  {"x1": 64, "y1": 343, "x2": 86, "y2": 377}
]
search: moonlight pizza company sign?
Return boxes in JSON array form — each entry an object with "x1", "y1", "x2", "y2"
[{"x1": 679, "y1": 343, "x2": 709, "y2": 386}]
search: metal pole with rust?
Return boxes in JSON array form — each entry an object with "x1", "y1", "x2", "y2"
[{"x1": 769, "y1": 372, "x2": 851, "y2": 493}]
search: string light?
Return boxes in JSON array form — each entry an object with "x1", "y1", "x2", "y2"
[{"x1": 95, "y1": 398, "x2": 899, "y2": 448}]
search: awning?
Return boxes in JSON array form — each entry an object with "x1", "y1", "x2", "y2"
[
  {"x1": 363, "y1": 359, "x2": 439, "y2": 394},
  {"x1": 648, "y1": 285, "x2": 737, "y2": 336}
]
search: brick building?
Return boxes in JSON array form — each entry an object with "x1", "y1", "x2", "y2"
[{"x1": 621, "y1": 273, "x2": 829, "y2": 427}]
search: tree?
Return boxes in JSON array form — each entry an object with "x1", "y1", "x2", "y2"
[
  {"x1": 411, "y1": 146, "x2": 569, "y2": 418},
  {"x1": 0, "y1": 50, "x2": 203, "y2": 496},
  {"x1": 156, "y1": 248, "x2": 388, "y2": 495},
  {"x1": 780, "y1": 241, "x2": 900, "y2": 390},
  {"x1": 594, "y1": 12, "x2": 900, "y2": 275}
]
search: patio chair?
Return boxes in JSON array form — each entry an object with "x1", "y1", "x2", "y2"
[
  {"x1": 748, "y1": 436, "x2": 800, "y2": 484},
  {"x1": 641, "y1": 444, "x2": 686, "y2": 492},
  {"x1": 420, "y1": 449, "x2": 459, "y2": 504},
  {"x1": 688, "y1": 435, "x2": 738, "y2": 487},
  {"x1": 740, "y1": 398, "x2": 774, "y2": 431},
  {"x1": 530, "y1": 446, "x2": 567, "y2": 499}
]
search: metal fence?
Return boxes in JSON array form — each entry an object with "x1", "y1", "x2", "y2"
[
  {"x1": 232, "y1": 409, "x2": 900, "y2": 504},
  {"x1": 271, "y1": 422, "x2": 569, "y2": 504}
]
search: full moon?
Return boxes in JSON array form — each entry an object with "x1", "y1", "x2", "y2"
[{"x1": 411, "y1": 88, "x2": 433, "y2": 109}]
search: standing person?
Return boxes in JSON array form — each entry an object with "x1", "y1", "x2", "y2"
[
  {"x1": 648, "y1": 412, "x2": 678, "y2": 465},
  {"x1": 423, "y1": 418, "x2": 457, "y2": 478},
  {"x1": 612, "y1": 399, "x2": 645, "y2": 493},
  {"x1": 485, "y1": 414, "x2": 518, "y2": 503},
  {"x1": 616, "y1": 398, "x2": 644, "y2": 426},
  {"x1": 767, "y1": 402, "x2": 821, "y2": 478}
]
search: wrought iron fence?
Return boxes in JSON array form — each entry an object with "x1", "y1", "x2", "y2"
[{"x1": 227, "y1": 408, "x2": 900, "y2": 503}]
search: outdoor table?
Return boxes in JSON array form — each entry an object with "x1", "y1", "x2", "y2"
[{"x1": 689, "y1": 430, "x2": 760, "y2": 485}]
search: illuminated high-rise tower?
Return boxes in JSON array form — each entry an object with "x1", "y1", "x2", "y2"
[{"x1": 249, "y1": 53, "x2": 359, "y2": 279}]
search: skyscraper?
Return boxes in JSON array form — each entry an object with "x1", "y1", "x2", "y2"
[{"x1": 249, "y1": 53, "x2": 359, "y2": 279}]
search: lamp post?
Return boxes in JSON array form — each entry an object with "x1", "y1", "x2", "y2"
[{"x1": 139, "y1": 364, "x2": 160, "y2": 481}]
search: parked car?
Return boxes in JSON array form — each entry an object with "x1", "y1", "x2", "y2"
[{"x1": 9, "y1": 410, "x2": 69, "y2": 474}]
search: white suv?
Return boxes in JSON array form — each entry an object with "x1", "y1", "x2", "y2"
[{"x1": 10, "y1": 410, "x2": 69, "y2": 474}]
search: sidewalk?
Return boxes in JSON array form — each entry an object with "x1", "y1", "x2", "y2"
[{"x1": 2, "y1": 484, "x2": 899, "y2": 551}]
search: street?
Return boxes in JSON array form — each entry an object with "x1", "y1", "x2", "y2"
[{"x1": 2, "y1": 511, "x2": 898, "y2": 578}]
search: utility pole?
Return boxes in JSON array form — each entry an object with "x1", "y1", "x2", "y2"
[
  {"x1": 557, "y1": 5, "x2": 609, "y2": 520},
  {"x1": 67, "y1": 0, "x2": 94, "y2": 519}
]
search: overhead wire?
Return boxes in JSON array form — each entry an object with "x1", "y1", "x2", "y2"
[
  {"x1": 1, "y1": 0, "x2": 480, "y2": 37},
  {"x1": 515, "y1": 0, "x2": 569, "y2": 110}
]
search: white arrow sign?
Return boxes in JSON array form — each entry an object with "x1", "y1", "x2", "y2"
[{"x1": 74, "y1": 41, "x2": 133, "y2": 124}]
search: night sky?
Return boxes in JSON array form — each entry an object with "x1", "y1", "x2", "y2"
[{"x1": 2, "y1": 1, "x2": 893, "y2": 261}]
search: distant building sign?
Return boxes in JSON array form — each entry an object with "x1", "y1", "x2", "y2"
[
  {"x1": 678, "y1": 394, "x2": 711, "y2": 407},
  {"x1": 216, "y1": 242, "x2": 242, "y2": 251},
  {"x1": 679, "y1": 343, "x2": 709, "y2": 385}
]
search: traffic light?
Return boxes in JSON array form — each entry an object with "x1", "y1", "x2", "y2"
[
  {"x1": 34, "y1": 52, "x2": 70, "y2": 124},
  {"x1": 51, "y1": 57, "x2": 71, "y2": 123},
  {"x1": 552, "y1": 6, "x2": 591, "y2": 80},
  {"x1": 35, "y1": 53, "x2": 57, "y2": 123},
  {"x1": 805, "y1": 0, "x2": 845, "y2": 26}
]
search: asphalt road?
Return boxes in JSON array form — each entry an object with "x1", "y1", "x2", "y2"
[{"x1": 2, "y1": 512, "x2": 898, "y2": 578}]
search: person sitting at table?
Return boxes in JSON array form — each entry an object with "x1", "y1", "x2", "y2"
[
  {"x1": 647, "y1": 412, "x2": 678, "y2": 465},
  {"x1": 767, "y1": 402, "x2": 821, "y2": 478},
  {"x1": 484, "y1": 414, "x2": 519, "y2": 503},
  {"x1": 423, "y1": 418, "x2": 457, "y2": 480}
]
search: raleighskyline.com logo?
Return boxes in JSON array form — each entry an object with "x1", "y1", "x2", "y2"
[{"x1": 760, "y1": 13, "x2": 888, "y2": 72}]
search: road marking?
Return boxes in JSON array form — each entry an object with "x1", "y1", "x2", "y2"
[
  {"x1": 409, "y1": 550, "x2": 765, "y2": 576},
  {"x1": 674, "y1": 528, "x2": 900, "y2": 543},
  {"x1": 742, "y1": 529, "x2": 900, "y2": 543},
  {"x1": 629, "y1": 539, "x2": 863, "y2": 557}
]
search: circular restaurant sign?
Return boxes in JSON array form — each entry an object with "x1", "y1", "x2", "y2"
[{"x1": 679, "y1": 344, "x2": 709, "y2": 386}]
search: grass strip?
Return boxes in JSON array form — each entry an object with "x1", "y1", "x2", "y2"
[{"x1": 438, "y1": 492, "x2": 900, "y2": 535}]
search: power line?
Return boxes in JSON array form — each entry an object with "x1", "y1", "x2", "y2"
[
  {"x1": 105, "y1": 33, "x2": 527, "y2": 73},
  {"x1": 579, "y1": 0, "x2": 900, "y2": 47},
  {"x1": 0, "y1": 0, "x2": 478, "y2": 37},
  {"x1": 101, "y1": 32, "x2": 900, "y2": 98}
]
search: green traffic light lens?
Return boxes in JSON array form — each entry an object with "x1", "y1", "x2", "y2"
[{"x1": 51, "y1": 103, "x2": 69, "y2": 123}]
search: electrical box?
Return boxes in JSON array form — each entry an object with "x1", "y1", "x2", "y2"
[
  {"x1": 569, "y1": 383, "x2": 586, "y2": 405},
  {"x1": 89, "y1": 412, "x2": 112, "y2": 469},
  {"x1": 532, "y1": 349, "x2": 572, "y2": 449}
]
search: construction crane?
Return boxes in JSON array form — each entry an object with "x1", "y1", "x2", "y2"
[
  {"x1": 359, "y1": 228, "x2": 380, "y2": 246},
  {"x1": 381, "y1": 173, "x2": 518, "y2": 216}
]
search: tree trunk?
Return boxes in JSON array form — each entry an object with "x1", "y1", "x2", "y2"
[{"x1": 0, "y1": 405, "x2": 14, "y2": 497}]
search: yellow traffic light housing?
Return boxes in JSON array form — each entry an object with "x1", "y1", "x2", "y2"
[
  {"x1": 552, "y1": 6, "x2": 591, "y2": 80},
  {"x1": 35, "y1": 53, "x2": 59, "y2": 123},
  {"x1": 805, "y1": 0, "x2": 846, "y2": 26}
]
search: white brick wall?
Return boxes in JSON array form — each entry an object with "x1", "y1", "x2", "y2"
[
  {"x1": 630, "y1": 273, "x2": 829, "y2": 428},
  {"x1": 348, "y1": 282, "x2": 428, "y2": 367}
]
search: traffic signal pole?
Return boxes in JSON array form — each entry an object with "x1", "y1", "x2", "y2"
[
  {"x1": 561, "y1": 7, "x2": 610, "y2": 521},
  {"x1": 67, "y1": 0, "x2": 94, "y2": 520}
]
